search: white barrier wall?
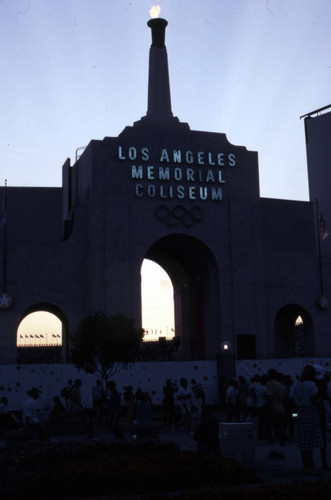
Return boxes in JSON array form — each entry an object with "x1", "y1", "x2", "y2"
[
  {"x1": 2, "y1": 357, "x2": 330, "y2": 413},
  {"x1": 236, "y1": 357, "x2": 331, "y2": 381},
  {"x1": 0, "y1": 361, "x2": 218, "y2": 412}
]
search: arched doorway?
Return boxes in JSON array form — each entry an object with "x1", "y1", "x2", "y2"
[
  {"x1": 145, "y1": 234, "x2": 219, "y2": 361},
  {"x1": 17, "y1": 304, "x2": 68, "y2": 363},
  {"x1": 274, "y1": 304, "x2": 314, "y2": 357},
  {"x1": 141, "y1": 259, "x2": 175, "y2": 341}
]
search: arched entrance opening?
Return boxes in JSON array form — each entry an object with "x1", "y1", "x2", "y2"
[
  {"x1": 141, "y1": 259, "x2": 175, "y2": 341},
  {"x1": 17, "y1": 304, "x2": 68, "y2": 363},
  {"x1": 274, "y1": 304, "x2": 314, "y2": 357},
  {"x1": 144, "y1": 234, "x2": 219, "y2": 361}
]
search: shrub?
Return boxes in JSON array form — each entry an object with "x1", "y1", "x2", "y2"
[{"x1": 0, "y1": 439, "x2": 257, "y2": 499}]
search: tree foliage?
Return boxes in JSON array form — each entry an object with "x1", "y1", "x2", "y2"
[{"x1": 70, "y1": 311, "x2": 144, "y2": 387}]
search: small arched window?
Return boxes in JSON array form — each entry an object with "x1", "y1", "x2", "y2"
[
  {"x1": 274, "y1": 306, "x2": 314, "y2": 358},
  {"x1": 17, "y1": 310, "x2": 62, "y2": 363}
]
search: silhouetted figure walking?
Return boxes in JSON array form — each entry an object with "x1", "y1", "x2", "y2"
[
  {"x1": 163, "y1": 379, "x2": 178, "y2": 426},
  {"x1": 290, "y1": 364, "x2": 323, "y2": 476}
]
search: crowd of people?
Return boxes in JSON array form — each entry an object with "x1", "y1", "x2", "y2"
[
  {"x1": 162, "y1": 377, "x2": 206, "y2": 431},
  {"x1": 2, "y1": 364, "x2": 330, "y2": 475},
  {"x1": 225, "y1": 364, "x2": 331, "y2": 475},
  {"x1": 0, "y1": 375, "x2": 206, "y2": 440}
]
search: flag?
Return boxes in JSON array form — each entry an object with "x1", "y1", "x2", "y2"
[
  {"x1": 319, "y1": 212, "x2": 329, "y2": 240},
  {"x1": 1, "y1": 180, "x2": 7, "y2": 228}
]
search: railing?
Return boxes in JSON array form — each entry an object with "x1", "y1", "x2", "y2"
[
  {"x1": 2, "y1": 348, "x2": 331, "y2": 365},
  {"x1": 16, "y1": 346, "x2": 62, "y2": 364},
  {"x1": 141, "y1": 339, "x2": 180, "y2": 361}
]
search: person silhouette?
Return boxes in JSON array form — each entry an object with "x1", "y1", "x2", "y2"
[
  {"x1": 22, "y1": 387, "x2": 48, "y2": 441},
  {"x1": 176, "y1": 377, "x2": 192, "y2": 431}
]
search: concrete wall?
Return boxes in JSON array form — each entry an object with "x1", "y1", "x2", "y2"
[
  {"x1": 2, "y1": 357, "x2": 331, "y2": 414},
  {"x1": 0, "y1": 360, "x2": 218, "y2": 412}
]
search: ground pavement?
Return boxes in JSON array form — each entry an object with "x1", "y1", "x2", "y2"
[
  {"x1": 2, "y1": 411, "x2": 331, "y2": 487},
  {"x1": 158, "y1": 424, "x2": 331, "y2": 486},
  {"x1": 50, "y1": 417, "x2": 331, "y2": 486}
]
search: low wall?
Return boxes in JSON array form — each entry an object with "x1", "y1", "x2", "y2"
[
  {"x1": 2, "y1": 357, "x2": 330, "y2": 413},
  {"x1": 236, "y1": 356, "x2": 331, "y2": 381},
  {"x1": 0, "y1": 360, "x2": 218, "y2": 412}
]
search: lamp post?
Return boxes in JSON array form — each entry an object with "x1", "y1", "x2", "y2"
[{"x1": 218, "y1": 341, "x2": 236, "y2": 409}]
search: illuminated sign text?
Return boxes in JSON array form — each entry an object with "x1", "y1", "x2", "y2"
[{"x1": 118, "y1": 146, "x2": 237, "y2": 201}]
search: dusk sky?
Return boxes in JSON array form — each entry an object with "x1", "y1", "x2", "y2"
[
  {"x1": 2, "y1": 1, "x2": 331, "y2": 341},
  {"x1": 2, "y1": 0, "x2": 330, "y2": 201}
]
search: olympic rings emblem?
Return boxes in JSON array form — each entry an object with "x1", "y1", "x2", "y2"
[{"x1": 155, "y1": 205, "x2": 203, "y2": 227}]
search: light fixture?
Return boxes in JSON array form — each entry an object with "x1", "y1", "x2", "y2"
[{"x1": 220, "y1": 341, "x2": 231, "y2": 352}]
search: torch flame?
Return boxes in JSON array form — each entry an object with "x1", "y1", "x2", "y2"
[{"x1": 149, "y1": 4, "x2": 161, "y2": 18}]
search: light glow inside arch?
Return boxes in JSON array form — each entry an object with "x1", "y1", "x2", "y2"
[
  {"x1": 17, "y1": 311, "x2": 62, "y2": 346},
  {"x1": 141, "y1": 259, "x2": 175, "y2": 341}
]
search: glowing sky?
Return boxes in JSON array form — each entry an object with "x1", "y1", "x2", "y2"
[
  {"x1": 141, "y1": 260, "x2": 175, "y2": 340},
  {"x1": 17, "y1": 311, "x2": 62, "y2": 345},
  {"x1": 1, "y1": 0, "x2": 330, "y2": 200}
]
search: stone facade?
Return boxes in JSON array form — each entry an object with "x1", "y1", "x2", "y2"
[{"x1": 0, "y1": 19, "x2": 330, "y2": 365}]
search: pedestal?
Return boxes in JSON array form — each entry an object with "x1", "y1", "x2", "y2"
[{"x1": 218, "y1": 422, "x2": 256, "y2": 469}]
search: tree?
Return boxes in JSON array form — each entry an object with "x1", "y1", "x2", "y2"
[{"x1": 70, "y1": 311, "x2": 144, "y2": 391}]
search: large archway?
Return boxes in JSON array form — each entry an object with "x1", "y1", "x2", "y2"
[
  {"x1": 274, "y1": 304, "x2": 314, "y2": 357},
  {"x1": 145, "y1": 234, "x2": 219, "y2": 361}
]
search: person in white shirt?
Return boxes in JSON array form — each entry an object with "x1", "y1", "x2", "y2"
[
  {"x1": 176, "y1": 377, "x2": 192, "y2": 431},
  {"x1": 22, "y1": 387, "x2": 48, "y2": 441}
]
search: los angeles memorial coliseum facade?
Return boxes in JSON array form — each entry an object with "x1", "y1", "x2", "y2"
[{"x1": 1, "y1": 18, "x2": 331, "y2": 379}]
